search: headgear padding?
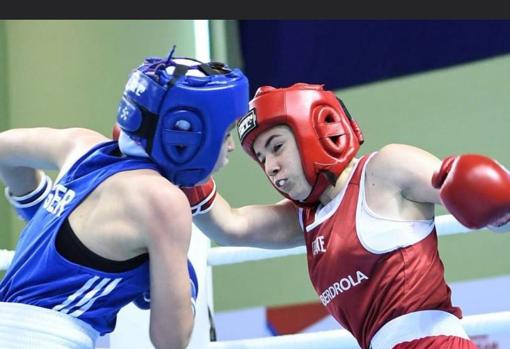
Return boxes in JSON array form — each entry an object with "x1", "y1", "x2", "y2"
[
  {"x1": 117, "y1": 47, "x2": 249, "y2": 186},
  {"x1": 237, "y1": 83, "x2": 364, "y2": 206}
]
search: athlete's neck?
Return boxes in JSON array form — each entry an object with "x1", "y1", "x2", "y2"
[{"x1": 318, "y1": 158, "x2": 358, "y2": 206}]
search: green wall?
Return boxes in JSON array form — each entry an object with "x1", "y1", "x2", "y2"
[
  {"x1": 0, "y1": 20, "x2": 197, "y2": 244},
  {"x1": 4, "y1": 20, "x2": 196, "y2": 130},
  {"x1": 212, "y1": 52, "x2": 510, "y2": 311},
  {"x1": 0, "y1": 22, "x2": 11, "y2": 249}
]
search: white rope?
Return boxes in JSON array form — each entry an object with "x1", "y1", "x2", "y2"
[
  {"x1": 0, "y1": 249, "x2": 14, "y2": 271},
  {"x1": 462, "y1": 310, "x2": 510, "y2": 337},
  {"x1": 208, "y1": 214, "x2": 473, "y2": 266},
  {"x1": 209, "y1": 311, "x2": 510, "y2": 349},
  {"x1": 0, "y1": 214, "x2": 475, "y2": 270},
  {"x1": 210, "y1": 328, "x2": 357, "y2": 349},
  {"x1": 208, "y1": 246, "x2": 306, "y2": 267},
  {"x1": 435, "y1": 214, "x2": 472, "y2": 236}
]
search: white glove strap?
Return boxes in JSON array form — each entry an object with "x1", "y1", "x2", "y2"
[
  {"x1": 4, "y1": 173, "x2": 53, "y2": 208},
  {"x1": 190, "y1": 181, "x2": 217, "y2": 216},
  {"x1": 190, "y1": 298, "x2": 197, "y2": 319},
  {"x1": 488, "y1": 220, "x2": 510, "y2": 233}
]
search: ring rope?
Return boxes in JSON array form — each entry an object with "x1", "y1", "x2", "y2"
[
  {"x1": 207, "y1": 214, "x2": 473, "y2": 266},
  {"x1": 209, "y1": 311, "x2": 510, "y2": 349}
]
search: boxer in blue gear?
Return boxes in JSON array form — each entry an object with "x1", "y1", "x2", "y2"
[{"x1": 0, "y1": 46, "x2": 248, "y2": 349}]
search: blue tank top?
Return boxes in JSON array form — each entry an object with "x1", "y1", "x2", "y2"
[{"x1": 0, "y1": 141, "x2": 170, "y2": 335}]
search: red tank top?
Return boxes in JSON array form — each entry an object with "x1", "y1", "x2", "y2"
[{"x1": 301, "y1": 155, "x2": 461, "y2": 349}]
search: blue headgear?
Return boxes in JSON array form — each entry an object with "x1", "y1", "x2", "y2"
[{"x1": 116, "y1": 47, "x2": 249, "y2": 186}]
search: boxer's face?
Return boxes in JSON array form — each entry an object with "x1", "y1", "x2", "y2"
[
  {"x1": 196, "y1": 129, "x2": 235, "y2": 185},
  {"x1": 253, "y1": 125, "x2": 311, "y2": 201},
  {"x1": 212, "y1": 130, "x2": 236, "y2": 173}
]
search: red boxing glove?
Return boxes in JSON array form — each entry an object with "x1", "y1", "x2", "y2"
[
  {"x1": 431, "y1": 154, "x2": 510, "y2": 229},
  {"x1": 180, "y1": 177, "x2": 217, "y2": 216}
]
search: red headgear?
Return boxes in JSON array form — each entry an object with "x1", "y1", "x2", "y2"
[{"x1": 237, "y1": 83, "x2": 364, "y2": 207}]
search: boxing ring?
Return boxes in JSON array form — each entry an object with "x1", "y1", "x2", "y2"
[
  {"x1": 1, "y1": 213, "x2": 509, "y2": 349},
  {"x1": 1, "y1": 21, "x2": 509, "y2": 348}
]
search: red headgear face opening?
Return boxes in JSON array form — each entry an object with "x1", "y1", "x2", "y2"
[{"x1": 237, "y1": 83, "x2": 364, "y2": 207}]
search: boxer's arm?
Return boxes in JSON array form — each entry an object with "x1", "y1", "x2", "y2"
[
  {"x1": 368, "y1": 144, "x2": 442, "y2": 206},
  {"x1": 0, "y1": 127, "x2": 107, "y2": 194},
  {"x1": 139, "y1": 182, "x2": 194, "y2": 349},
  {"x1": 194, "y1": 191, "x2": 304, "y2": 249},
  {"x1": 181, "y1": 178, "x2": 304, "y2": 248},
  {"x1": 372, "y1": 144, "x2": 510, "y2": 231}
]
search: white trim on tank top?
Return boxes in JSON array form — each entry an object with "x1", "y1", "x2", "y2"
[
  {"x1": 370, "y1": 310, "x2": 468, "y2": 349},
  {"x1": 298, "y1": 152, "x2": 435, "y2": 254},
  {"x1": 356, "y1": 152, "x2": 435, "y2": 254}
]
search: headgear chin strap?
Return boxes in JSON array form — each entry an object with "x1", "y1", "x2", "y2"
[
  {"x1": 237, "y1": 83, "x2": 364, "y2": 207},
  {"x1": 116, "y1": 47, "x2": 249, "y2": 186}
]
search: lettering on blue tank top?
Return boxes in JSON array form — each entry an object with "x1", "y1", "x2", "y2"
[{"x1": 43, "y1": 183, "x2": 76, "y2": 217}]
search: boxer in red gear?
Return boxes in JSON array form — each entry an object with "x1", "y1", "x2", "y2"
[{"x1": 184, "y1": 83, "x2": 508, "y2": 349}]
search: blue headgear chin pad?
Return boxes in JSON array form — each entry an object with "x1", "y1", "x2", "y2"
[{"x1": 117, "y1": 50, "x2": 249, "y2": 186}]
